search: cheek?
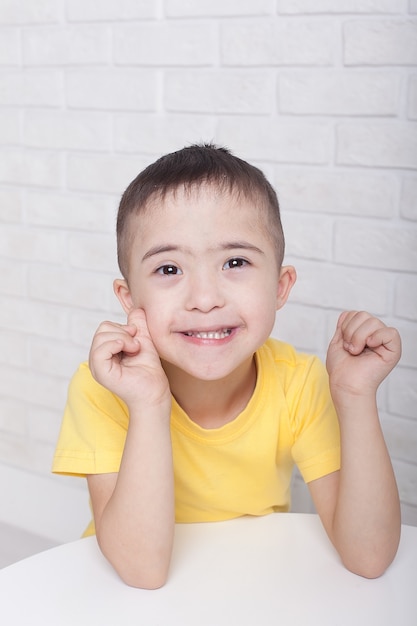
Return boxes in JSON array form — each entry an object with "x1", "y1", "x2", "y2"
[
  {"x1": 142, "y1": 303, "x2": 166, "y2": 339},
  {"x1": 250, "y1": 286, "x2": 279, "y2": 327},
  {"x1": 247, "y1": 279, "x2": 278, "y2": 310},
  {"x1": 129, "y1": 282, "x2": 155, "y2": 310}
]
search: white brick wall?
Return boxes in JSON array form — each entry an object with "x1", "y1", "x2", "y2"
[{"x1": 0, "y1": 3, "x2": 416, "y2": 539}]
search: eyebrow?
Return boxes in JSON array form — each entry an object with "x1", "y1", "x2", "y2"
[{"x1": 141, "y1": 241, "x2": 264, "y2": 262}]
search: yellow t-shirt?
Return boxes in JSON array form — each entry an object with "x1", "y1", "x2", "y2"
[{"x1": 52, "y1": 339, "x2": 340, "y2": 534}]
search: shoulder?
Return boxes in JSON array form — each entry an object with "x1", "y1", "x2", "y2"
[
  {"x1": 68, "y1": 361, "x2": 106, "y2": 400},
  {"x1": 68, "y1": 361, "x2": 128, "y2": 418},
  {"x1": 258, "y1": 338, "x2": 329, "y2": 394},
  {"x1": 259, "y1": 338, "x2": 322, "y2": 371}
]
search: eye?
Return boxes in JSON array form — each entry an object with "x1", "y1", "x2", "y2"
[
  {"x1": 156, "y1": 264, "x2": 182, "y2": 276},
  {"x1": 223, "y1": 257, "x2": 249, "y2": 270}
]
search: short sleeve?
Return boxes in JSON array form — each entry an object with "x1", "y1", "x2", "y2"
[
  {"x1": 52, "y1": 362, "x2": 129, "y2": 476},
  {"x1": 289, "y1": 356, "x2": 340, "y2": 483}
]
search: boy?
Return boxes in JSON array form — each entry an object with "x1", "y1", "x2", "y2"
[{"x1": 53, "y1": 144, "x2": 401, "y2": 589}]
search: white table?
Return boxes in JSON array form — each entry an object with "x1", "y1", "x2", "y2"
[{"x1": 1, "y1": 513, "x2": 416, "y2": 625}]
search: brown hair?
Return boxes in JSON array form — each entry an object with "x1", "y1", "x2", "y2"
[{"x1": 116, "y1": 143, "x2": 285, "y2": 278}]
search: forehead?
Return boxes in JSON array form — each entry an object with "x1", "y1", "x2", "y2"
[
  {"x1": 118, "y1": 181, "x2": 284, "y2": 276},
  {"x1": 121, "y1": 183, "x2": 282, "y2": 275},
  {"x1": 134, "y1": 183, "x2": 270, "y2": 236}
]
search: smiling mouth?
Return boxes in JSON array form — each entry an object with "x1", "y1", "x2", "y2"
[{"x1": 183, "y1": 329, "x2": 232, "y2": 340}]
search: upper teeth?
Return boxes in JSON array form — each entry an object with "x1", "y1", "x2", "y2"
[{"x1": 186, "y1": 329, "x2": 231, "y2": 339}]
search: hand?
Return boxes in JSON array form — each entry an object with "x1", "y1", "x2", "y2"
[
  {"x1": 326, "y1": 311, "x2": 401, "y2": 398},
  {"x1": 89, "y1": 308, "x2": 171, "y2": 409}
]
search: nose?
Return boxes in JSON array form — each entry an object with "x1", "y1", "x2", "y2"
[{"x1": 184, "y1": 267, "x2": 225, "y2": 313}]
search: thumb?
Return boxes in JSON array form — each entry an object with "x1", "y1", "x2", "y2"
[
  {"x1": 127, "y1": 308, "x2": 151, "y2": 339},
  {"x1": 329, "y1": 311, "x2": 348, "y2": 346}
]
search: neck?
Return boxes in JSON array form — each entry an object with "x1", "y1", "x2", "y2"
[{"x1": 162, "y1": 357, "x2": 257, "y2": 429}]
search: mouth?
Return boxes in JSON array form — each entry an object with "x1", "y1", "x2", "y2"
[{"x1": 183, "y1": 328, "x2": 232, "y2": 340}]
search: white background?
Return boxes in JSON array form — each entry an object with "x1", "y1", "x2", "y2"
[{"x1": 0, "y1": 0, "x2": 416, "y2": 542}]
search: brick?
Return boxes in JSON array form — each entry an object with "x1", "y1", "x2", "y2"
[
  {"x1": 0, "y1": 435, "x2": 28, "y2": 471},
  {"x1": 28, "y1": 372, "x2": 69, "y2": 412},
  {"x1": 0, "y1": 70, "x2": 62, "y2": 106},
  {"x1": 275, "y1": 169, "x2": 396, "y2": 218},
  {"x1": 0, "y1": 189, "x2": 22, "y2": 222},
  {"x1": 68, "y1": 233, "x2": 118, "y2": 274},
  {"x1": 114, "y1": 113, "x2": 216, "y2": 155},
  {"x1": 344, "y1": 19, "x2": 417, "y2": 66},
  {"x1": 28, "y1": 406, "x2": 63, "y2": 445},
  {"x1": 216, "y1": 117, "x2": 332, "y2": 164},
  {"x1": 0, "y1": 0, "x2": 414, "y2": 530},
  {"x1": 29, "y1": 337, "x2": 86, "y2": 379},
  {"x1": 67, "y1": 153, "x2": 150, "y2": 194},
  {"x1": 400, "y1": 177, "x2": 417, "y2": 220},
  {"x1": 67, "y1": 0, "x2": 157, "y2": 21},
  {"x1": 69, "y1": 310, "x2": 123, "y2": 348},
  {"x1": 290, "y1": 261, "x2": 388, "y2": 313},
  {"x1": 0, "y1": 364, "x2": 29, "y2": 402},
  {"x1": 114, "y1": 22, "x2": 216, "y2": 66},
  {"x1": 107, "y1": 293, "x2": 129, "y2": 317},
  {"x1": 0, "y1": 398, "x2": 26, "y2": 436},
  {"x1": 22, "y1": 25, "x2": 110, "y2": 66},
  {"x1": 0, "y1": 27, "x2": 20, "y2": 64},
  {"x1": 388, "y1": 367, "x2": 417, "y2": 419},
  {"x1": 221, "y1": 19, "x2": 336, "y2": 66},
  {"x1": 0, "y1": 149, "x2": 62, "y2": 187},
  {"x1": 382, "y1": 414, "x2": 417, "y2": 466},
  {"x1": 395, "y1": 275, "x2": 417, "y2": 321},
  {"x1": 334, "y1": 220, "x2": 417, "y2": 271},
  {"x1": 0, "y1": 434, "x2": 55, "y2": 476},
  {"x1": 272, "y1": 303, "x2": 327, "y2": 353},
  {"x1": 0, "y1": 109, "x2": 20, "y2": 144},
  {"x1": 0, "y1": 329, "x2": 28, "y2": 367},
  {"x1": 401, "y1": 503, "x2": 417, "y2": 526},
  {"x1": 279, "y1": 71, "x2": 399, "y2": 116},
  {"x1": 25, "y1": 190, "x2": 117, "y2": 232},
  {"x1": 0, "y1": 225, "x2": 67, "y2": 264},
  {"x1": 66, "y1": 69, "x2": 157, "y2": 111},
  {"x1": 24, "y1": 110, "x2": 111, "y2": 151},
  {"x1": 392, "y1": 458, "x2": 417, "y2": 505},
  {"x1": 0, "y1": 259, "x2": 26, "y2": 297},
  {"x1": 408, "y1": 74, "x2": 417, "y2": 119},
  {"x1": 28, "y1": 267, "x2": 112, "y2": 311},
  {"x1": 165, "y1": 70, "x2": 273, "y2": 114},
  {"x1": 165, "y1": 0, "x2": 274, "y2": 17},
  {"x1": 278, "y1": 0, "x2": 402, "y2": 13},
  {"x1": 337, "y1": 122, "x2": 417, "y2": 169},
  {"x1": 0, "y1": 0, "x2": 63, "y2": 24},
  {"x1": 281, "y1": 211, "x2": 333, "y2": 261},
  {"x1": 397, "y1": 323, "x2": 417, "y2": 368},
  {"x1": 0, "y1": 297, "x2": 69, "y2": 339}
]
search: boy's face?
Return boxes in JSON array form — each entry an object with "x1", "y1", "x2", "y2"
[{"x1": 115, "y1": 185, "x2": 295, "y2": 382}]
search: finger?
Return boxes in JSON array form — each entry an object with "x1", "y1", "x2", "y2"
[
  {"x1": 92, "y1": 327, "x2": 139, "y2": 350},
  {"x1": 339, "y1": 310, "x2": 366, "y2": 335},
  {"x1": 336, "y1": 310, "x2": 351, "y2": 328},
  {"x1": 91, "y1": 332, "x2": 141, "y2": 363},
  {"x1": 127, "y1": 308, "x2": 153, "y2": 340},
  {"x1": 95, "y1": 320, "x2": 138, "y2": 339},
  {"x1": 329, "y1": 311, "x2": 350, "y2": 346},
  {"x1": 366, "y1": 326, "x2": 402, "y2": 357},
  {"x1": 342, "y1": 313, "x2": 385, "y2": 355}
]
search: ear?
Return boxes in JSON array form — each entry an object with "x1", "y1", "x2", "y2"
[
  {"x1": 276, "y1": 265, "x2": 296, "y2": 311},
  {"x1": 113, "y1": 278, "x2": 134, "y2": 315}
]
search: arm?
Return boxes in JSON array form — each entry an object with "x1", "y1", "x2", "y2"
[
  {"x1": 309, "y1": 311, "x2": 401, "y2": 579},
  {"x1": 88, "y1": 308, "x2": 175, "y2": 589}
]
